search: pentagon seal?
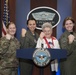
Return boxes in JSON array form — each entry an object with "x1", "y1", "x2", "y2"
[
  {"x1": 27, "y1": 6, "x2": 61, "y2": 30},
  {"x1": 33, "y1": 48, "x2": 51, "y2": 67}
]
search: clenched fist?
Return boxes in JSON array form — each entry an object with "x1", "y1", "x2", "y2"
[
  {"x1": 39, "y1": 32, "x2": 45, "y2": 39},
  {"x1": 68, "y1": 34, "x2": 75, "y2": 44},
  {"x1": 21, "y1": 28, "x2": 27, "y2": 37},
  {"x1": 5, "y1": 34, "x2": 12, "y2": 40}
]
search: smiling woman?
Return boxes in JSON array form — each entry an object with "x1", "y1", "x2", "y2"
[
  {"x1": 36, "y1": 22, "x2": 60, "y2": 75},
  {"x1": 6, "y1": 22, "x2": 16, "y2": 37},
  {"x1": 0, "y1": 22, "x2": 20, "y2": 75},
  {"x1": 20, "y1": 18, "x2": 39, "y2": 75},
  {"x1": 59, "y1": 17, "x2": 76, "y2": 75}
]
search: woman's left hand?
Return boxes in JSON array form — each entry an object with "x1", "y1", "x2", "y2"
[{"x1": 68, "y1": 34, "x2": 75, "y2": 44}]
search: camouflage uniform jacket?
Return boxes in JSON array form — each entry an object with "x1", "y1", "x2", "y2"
[
  {"x1": 59, "y1": 30, "x2": 76, "y2": 56},
  {"x1": 0, "y1": 37, "x2": 20, "y2": 69},
  {"x1": 59, "y1": 30, "x2": 76, "y2": 75}
]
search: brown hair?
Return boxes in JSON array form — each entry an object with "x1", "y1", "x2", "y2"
[
  {"x1": 63, "y1": 17, "x2": 76, "y2": 31},
  {"x1": 6, "y1": 22, "x2": 15, "y2": 28}
]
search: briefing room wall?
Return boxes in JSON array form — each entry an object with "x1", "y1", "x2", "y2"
[
  {"x1": 16, "y1": 0, "x2": 30, "y2": 40},
  {"x1": 16, "y1": 0, "x2": 72, "y2": 40}
]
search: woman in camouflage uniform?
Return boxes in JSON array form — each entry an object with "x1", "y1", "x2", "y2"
[
  {"x1": 0, "y1": 22, "x2": 20, "y2": 75},
  {"x1": 59, "y1": 17, "x2": 76, "y2": 75}
]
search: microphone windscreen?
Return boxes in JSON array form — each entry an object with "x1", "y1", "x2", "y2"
[{"x1": 70, "y1": 32, "x2": 73, "y2": 35}]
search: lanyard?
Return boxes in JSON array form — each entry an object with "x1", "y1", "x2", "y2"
[{"x1": 43, "y1": 36, "x2": 54, "y2": 48}]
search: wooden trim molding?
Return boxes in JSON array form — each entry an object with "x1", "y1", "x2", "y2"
[
  {"x1": 30, "y1": 0, "x2": 57, "y2": 37},
  {"x1": 72, "y1": 0, "x2": 76, "y2": 32}
]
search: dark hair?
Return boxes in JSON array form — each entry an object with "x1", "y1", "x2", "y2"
[
  {"x1": 6, "y1": 22, "x2": 15, "y2": 28},
  {"x1": 26, "y1": 18, "x2": 36, "y2": 25},
  {"x1": 63, "y1": 17, "x2": 76, "y2": 31}
]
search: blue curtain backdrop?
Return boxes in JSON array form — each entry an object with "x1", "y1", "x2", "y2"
[
  {"x1": 56, "y1": 60, "x2": 61, "y2": 75},
  {"x1": 18, "y1": 67, "x2": 20, "y2": 75}
]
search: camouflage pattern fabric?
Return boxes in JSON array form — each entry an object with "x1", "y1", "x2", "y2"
[
  {"x1": 59, "y1": 30, "x2": 76, "y2": 75},
  {"x1": 0, "y1": 37, "x2": 20, "y2": 75}
]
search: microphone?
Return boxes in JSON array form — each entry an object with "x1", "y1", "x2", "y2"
[
  {"x1": 41, "y1": 43, "x2": 44, "y2": 48},
  {"x1": 70, "y1": 32, "x2": 73, "y2": 35}
]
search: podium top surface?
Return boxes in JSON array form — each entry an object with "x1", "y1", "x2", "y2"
[{"x1": 16, "y1": 48, "x2": 67, "y2": 60}]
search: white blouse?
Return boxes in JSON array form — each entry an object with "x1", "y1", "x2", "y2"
[
  {"x1": 36, "y1": 37, "x2": 60, "y2": 49},
  {"x1": 36, "y1": 37, "x2": 60, "y2": 72}
]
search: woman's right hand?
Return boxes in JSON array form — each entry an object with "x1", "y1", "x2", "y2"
[
  {"x1": 5, "y1": 34, "x2": 11, "y2": 40},
  {"x1": 39, "y1": 32, "x2": 45, "y2": 39},
  {"x1": 21, "y1": 28, "x2": 27, "y2": 37}
]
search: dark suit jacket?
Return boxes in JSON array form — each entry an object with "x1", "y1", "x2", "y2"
[
  {"x1": 20, "y1": 30, "x2": 39, "y2": 48},
  {"x1": 20, "y1": 30, "x2": 39, "y2": 75}
]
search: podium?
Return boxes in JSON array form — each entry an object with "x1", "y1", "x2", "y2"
[{"x1": 16, "y1": 48, "x2": 67, "y2": 75}]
